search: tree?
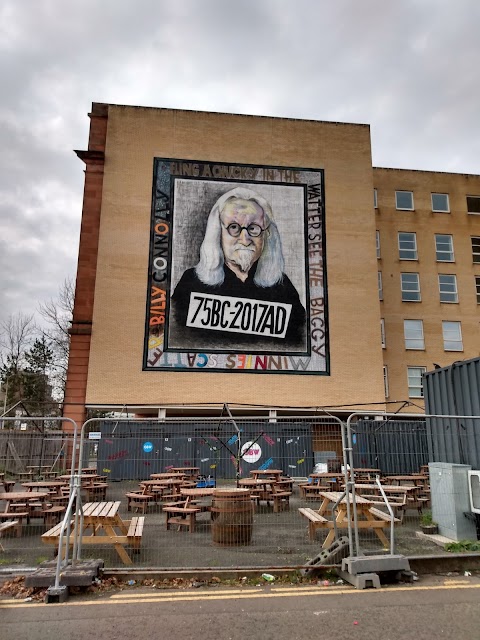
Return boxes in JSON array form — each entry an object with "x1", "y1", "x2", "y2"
[
  {"x1": 23, "y1": 336, "x2": 55, "y2": 414},
  {"x1": 38, "y1": 277, "x2": 74, "y2": 401},
  {"x1": 0, "y1": 313, "x2": 36, "y2": 413}
]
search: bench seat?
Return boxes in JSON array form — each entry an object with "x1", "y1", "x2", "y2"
[
  {"x1": 298, "y1": 507, "x2": 329, "y2": 540},
  {"x1": 368, "y1": 507, "x2": 400, "y2": 523},
  {"x1": 164, "y1": 506, "x2": 202, "y2": 532},
  {"x1": 126, "y1": 492, "x2": 154, "y2": 514},
  {"x1": 0, "y1": 520, "x2": 19, "y2": 550},
  {"x1": 0, "y1": 511, "x2": 29, "y2": 535},
  {"x1": 43, "y1": 506, "x2": 66, "y2": 528},
  {"x1": 127, "y1": 516, "x2": 145, "y2": 549}
]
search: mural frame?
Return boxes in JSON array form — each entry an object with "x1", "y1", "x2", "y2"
[{"x1": 143, "y1": 158, "x2": 329, "y2": 375}]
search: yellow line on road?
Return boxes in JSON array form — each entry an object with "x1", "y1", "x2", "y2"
[{"x1": 1, "y1": 583, "x2": 479, "y2": 609}]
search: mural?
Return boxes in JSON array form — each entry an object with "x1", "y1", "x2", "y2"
[{"x1": 144, "y1": 159, "x2": 329, "y2": 375}]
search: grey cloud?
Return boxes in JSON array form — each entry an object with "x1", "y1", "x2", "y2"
[{"x1": 1, "y1": 0, "x2": 479, "y2": 326}]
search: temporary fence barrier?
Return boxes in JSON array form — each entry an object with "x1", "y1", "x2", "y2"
[{"x1": 1, "y1": 412, "x2": 479, "y2": 572}]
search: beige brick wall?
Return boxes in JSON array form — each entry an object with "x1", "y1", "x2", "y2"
[
  {"x1": 85, "y1": 106, "x2": 385, "y2": 408},
  {"x1": 375, "y1": 168, "x2": 480, "y2": 407}
]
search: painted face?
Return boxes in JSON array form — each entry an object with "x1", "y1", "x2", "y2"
[{"x1": 220, "y1": 198, "x2": 266, "y2": 274}]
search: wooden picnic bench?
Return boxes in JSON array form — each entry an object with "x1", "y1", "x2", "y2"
[
  {"x1": 42, "y1": 501, "x2": 145, "y2": 565},
  {"x1": 163, "y1": 505, "x2": 202, "y2": 532},
  {"x1": 299, "y1": 491, "x2": 400, "y2": 548},
  {"x1": 0, "y1": 520, "x2": 19, "y2": 551},
  {"x1": 298, "y1": 507, "x2": 328, "y2": 540}
]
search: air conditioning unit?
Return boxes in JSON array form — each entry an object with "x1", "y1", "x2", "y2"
[{"x1": 468, "y1": 470, "x2": 480, "y2": 514}]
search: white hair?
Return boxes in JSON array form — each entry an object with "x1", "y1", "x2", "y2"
[{"x1": 195, "y1": 187, "x2": 285, "y2": 287}]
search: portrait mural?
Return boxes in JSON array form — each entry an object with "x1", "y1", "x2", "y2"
[{"x1": 144, "y1": 159, "x2": 329, "y2": 375}]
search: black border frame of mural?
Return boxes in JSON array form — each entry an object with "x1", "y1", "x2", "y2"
[{"x1": 142, "y1": 158, "x2": 330, "y2": 376}]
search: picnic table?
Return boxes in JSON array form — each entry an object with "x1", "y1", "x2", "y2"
[
  {"x1": 0, "y1": 490, "x2": 50, "y2": 513},
  {"x1": 238, "y1": 478, "x2": 291, "y2": 512},
  {"x1": 42, "y1": 501, "x2": 144, "y2": 565},
  {"x1": 384, "y1": 475, "x2": 429, "y2": 488},
  {"x1": 250, "y1": 469, "x2": 283, "y2": 480},
  {"x1": 2, "y1": 480, "x2": 16, "y2": 493},
  {"x1": 298, "y1": 490, "x2": 399, "y2": 548},
  {"x1": 170, "y1": 467, "x2": 200, "y2": 477},
  {"x1": 21, "y1": 480, "x2": 67, "y2": 495}
]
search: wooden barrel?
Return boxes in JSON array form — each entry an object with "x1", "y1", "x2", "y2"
[{"x1": 211, "y1": 488, "x2": 253, "y2": 546}]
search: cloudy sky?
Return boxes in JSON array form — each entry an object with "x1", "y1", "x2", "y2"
[{"x1": 1, "y1": 0, "x2": 479, "y2": 328}]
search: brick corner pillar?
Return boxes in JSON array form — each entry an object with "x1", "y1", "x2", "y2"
[{"x1": 62, "y1": 103, "x2": 108, "y2": 434}]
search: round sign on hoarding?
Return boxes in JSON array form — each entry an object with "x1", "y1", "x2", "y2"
[
  {"x1": 143, "y1": 441, "x2": 154, "y2": 453},
  {"x1": 241, "y1": 441, "x2": 262, "y2": 464}
]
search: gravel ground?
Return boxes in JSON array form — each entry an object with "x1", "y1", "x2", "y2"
[{"x1": 0, "y1": 480, "x2": 443, "y2": 569}]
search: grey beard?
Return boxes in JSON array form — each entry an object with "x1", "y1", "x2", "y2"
[{"x1": 233, "y1": 248, "x2": 255, "y2": 272}]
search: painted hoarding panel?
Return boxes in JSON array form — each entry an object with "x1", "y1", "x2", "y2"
[{"x1": 144, "y1": 159, "x2": 328, "y2": 374}]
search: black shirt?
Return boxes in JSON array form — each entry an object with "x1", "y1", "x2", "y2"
[{"x1": 169, "y1": 264, "x2": 307, "y2": 352}]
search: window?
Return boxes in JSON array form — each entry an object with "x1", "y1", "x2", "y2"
[
  {"x1": 395, "y1": 191, "x2": 414, "y2": 210},
  {"x1": 378, "y1": 271, "x2": 383, "y2": 301},
  {"x1": 407, "y1": 366, "x2": 426, "y2": 398},
  {"x1": 383, "y1": 365, "x2": 389, "y2": 398},
  {"x1": 401, "y1": 273, "x2": 421, "y2": 301},
  {"x1": 467, "y1": 196, "x2": 480, "y2": 214},
  {"x1": 398, "y1": 232, "x2": 417, "y2": 260},
  {"x1": 380, "y1": 318, "x2": 386, "y2": 348},
  {"x1": 476, "y1": 276, "x2": 480, "y2": 304},
  {"x1": 404, "y1": 319, "x2": 425, "y2": 349},
  {"x1": 374, "y1": 189, "x2": 378, "y2": 209},
  {"x1": 431, "y1": 193, "x2": 450, "y2": 213},
  {"x1": 472, "y1": 237, "x2": 480, "y2": 264},
  {"x1": 435, "y1": 234, "x2": 454, "y2": 262},
  {"x1": 376, "y1": 230, "x2": 381, "y2": 258},
  {"x1": 438, "y1": 274, "x2": 458, "y2": 303},
  {"x1": 442, "y1": 320, "x2": 463, "y2": 351}
]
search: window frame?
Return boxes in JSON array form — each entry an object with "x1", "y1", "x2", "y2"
[
  {"x1": 435, "y1": 234, "x2": 454, "y2": 262},
  {"x1": 383, "y1": 365, "x2": 389, "y2": 398},
  {"x1": 475, "y1": 276, "x2": 480, "y2": 304},
  {"x1": 398, "y1": 231, "x2": 418, "y2": 260},
  {"x1": 442, "y1": 320, "x2": 463, "y2": 351},
  {"x1": 467, "y1": 196, "x2": 480, "y2": 215},
  {"x1": 395, "y1": 190, "x2": 414, "y2": 211},
  {"x1": 376, "y1": 230, "x2": 381, "y2": 259},
  {"x1": 407, "y1": 366, "x2": 426, "y2": 398},
  {"x1": 401, "y1": 272, "x2": 421, "y2": 302},
  {"x1": 404, "y1": 319, "x2": 425, "y2": 350},
  {"x1": 472, "y1": 237, "x2": 480, "y2": 264},
  {"x1": 438, "y1": 274, "x2": 458, "y2": 303},
  {"x1": 380, "y1": 318, "x2": 386, "y2": 348},
  {"x1": 374, "y1": 189, "x2": 378, "y2": 209},
  {"x1": 431, "y1": 193, "x2": 450, "y2": 213},
  {"x1": 378, "y1": 271, "x2": 383, "y2": 301}
]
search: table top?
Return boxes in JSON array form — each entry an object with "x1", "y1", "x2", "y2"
[
  {"x1": 250, "y1": 469, "x2": 283, "y2": 476},
  {"x1": 319, "y1": 491, "x2": 373, "y2": 506},
  {"x1": 58, "y1": 474, "x2": 102, "y2": 480},
  {"x1": 140, "y1": 478, "x2": 184, "y2": 487},
  {"x1": 79, "y1": 501, "x2": 121, "y2": 519},
  {"x1": 238, "y1": 478, "x2": 273, "y2": 487},
  {"x1": 150, "y1": 472, "x2": 186, "y2": 479},
  {"x1": 0, "y1": 490, "x2": 50, "y2": 501},
  {"x1": 170, "y1": 467, "x2": 199, "y2": 473},
  {"x1": 22, "y1": 480, "x2": 67, "y2": 489},
  {"x1": 180, "y1": 488, "x2": 215, "y2": 498},
  {"x1": 353, "y1": 483, "x2": 416, "y2": 492},
  {"x1": 309, "y1": 473, "x2": 345, "y2": 478}
]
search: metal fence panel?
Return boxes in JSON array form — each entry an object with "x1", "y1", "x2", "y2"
[{"x1": 424, "y1": 358, "x2": 480, "y2": 469}]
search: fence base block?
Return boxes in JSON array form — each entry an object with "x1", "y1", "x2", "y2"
[{"x1": 44, "y1": 585, "x2": 69, "y2": 603}]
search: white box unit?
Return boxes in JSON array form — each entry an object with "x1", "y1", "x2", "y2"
[
  {"x1": 468, "y1": 470, "x2": 480, "y2": 514},
  {"x1": 429, "y1": 463, "x2": 477, "y2": 541}
]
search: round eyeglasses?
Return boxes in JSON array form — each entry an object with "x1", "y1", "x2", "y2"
[{"x1": 222, "y1": 222, "x2": 269, "y2": 238}]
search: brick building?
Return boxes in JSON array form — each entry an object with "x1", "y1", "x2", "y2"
[{"x1": 63, "y1": 103, "x2": 480, "y2": 429}]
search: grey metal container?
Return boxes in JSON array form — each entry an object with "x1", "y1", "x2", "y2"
[{"x1": 424, "y1": 357, "x2": 480, "y2": 469}]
